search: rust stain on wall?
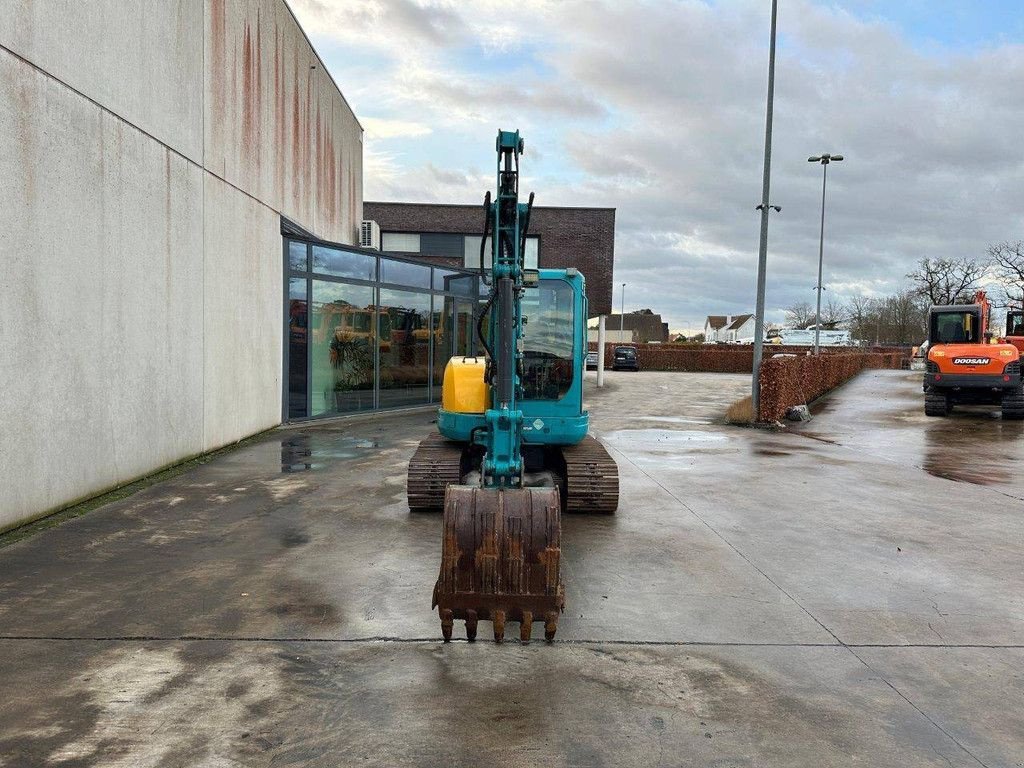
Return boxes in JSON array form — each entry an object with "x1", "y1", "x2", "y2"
[
  {"x1": 209, "y1": 0, "x2": 227, "y2": 153},
  {"x1": 274, "y1": 24, "x2": 285, "y2": 201},
  {"x1": 255, "y1": 8, "x2": 263, "y2": 172},
  {"x1": 304, "y1": 68, "x2": 313, "y2": 223},
  {"x1": 202, "y1": 0, "x2": 358, "y2": 241},
  {"x1": 291, "y1": 46, "x2": 301, "y2": 209},
  {"x1": 314, "y1": 101, "x2": 322, "y2": 227},
  {"x1": 242, "y1": 23, "x2": 253, "y2": 153}
]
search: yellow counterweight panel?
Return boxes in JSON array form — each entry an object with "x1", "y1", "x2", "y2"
[{"x1": 442, "y1": 357, "x2": 489, "y2": 414}]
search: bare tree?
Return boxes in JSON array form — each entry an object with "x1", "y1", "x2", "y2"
[
  {"x1": 845, "y1": 295, "x2": 877, "y2": 344},
  {"x1": 840, "y1": 292, "x2": 926, "y2": 345},
  {"x1": 884, "y1": 289, "x2": 928, "y2": 344},
  {"x1": 906, "y1": 256, "x2": 988, "y2": 306},
  {"x1": 821, "y1": 297, "x2": 847, "y2": 328},
  {"x1": 987, "y1": 240, "x2": 1024, "y2": 308},
  {"x1": 784, "y1": 301, "x2": 815, "y2": 328}
]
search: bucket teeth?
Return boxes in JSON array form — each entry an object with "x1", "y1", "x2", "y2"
[
  {"x1": 520, "y1": 611, "x2": 533, "y2": 643},
  {"x1": 544, "y1": 610, "x2": 559, "y2": 642},
  {"x1": 433, "y1": 486, "x2": 565, "y2": 644},
  {"x1": 440, "y1": 609, "x2": 454, "y2": 642}
]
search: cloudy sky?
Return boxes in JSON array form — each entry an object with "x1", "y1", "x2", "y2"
[{"x1": 290, "y1": 0, "x2": 1024, "y2": 332}]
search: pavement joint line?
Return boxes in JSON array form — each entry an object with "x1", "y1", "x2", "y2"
[
  {"x1": 844, "y1": 644, "x2": 993, "y2": 768},
  {"x1": 1, "y1": 635, "x2": 1022, "y2": 648},
  {"x1": 605, "y1": 442, "x2": 847, "y2": 644},
  {"x1": 606, "y1": 438, "x2": 998, "y2": 767}
]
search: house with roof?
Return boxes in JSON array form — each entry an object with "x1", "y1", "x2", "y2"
[
  {"x1": 703, "y1": 315, "x2": 729, "y2": 342},
  {"x1": 724, "y1": 313, "x2": 755, "y2": 343},
  {"x1": 703, "y1": 313, "x2": 755, "y2": 343},
  {"x1": 594, "y1": 311, "x2": 669, "y2": 343}
]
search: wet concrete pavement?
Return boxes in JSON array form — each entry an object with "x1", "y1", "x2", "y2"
[{"x1": 1, "y1": 370, "x2": 1022, "y2": 766}]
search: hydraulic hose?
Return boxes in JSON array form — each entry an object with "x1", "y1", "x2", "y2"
[
  {"x1": 519, "y1": 191, "x2": 535, "y2": 260},
  {"x1": 476, "y1": 289, "x2": 496, "y2": 365},
  {"x1": 479, "y1": 191, "x2": 492, "y2": 286}
]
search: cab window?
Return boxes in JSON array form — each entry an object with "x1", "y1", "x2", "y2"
[
  {"x1": 932, "y1": 311, "x2": 979, "y2": 344},
  {"x1": 521, "y1": 280, "x2": 574, "y2": 400}
]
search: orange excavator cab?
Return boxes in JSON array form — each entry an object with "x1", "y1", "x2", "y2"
[
  {"x1": 1005, "y1": 309, "x2": 1024, "y2": 354},
  {"x1": 924, "y1": 290, "x2": 1023, "y2": 419}
]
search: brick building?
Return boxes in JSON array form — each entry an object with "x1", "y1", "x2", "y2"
[
  {"x1": 363, "y1": 202, "x2": 616, "y2": 316},
  {"x1": 605, "y1": 312, "x2": 670, "y2": 343}
]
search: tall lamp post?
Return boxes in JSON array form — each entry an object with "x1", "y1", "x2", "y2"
[
  {"x1": 620, "y1": 282, "x2": 626, "y2": 341},
  {"x1": 808, "y1": 152, "x2": 843, "y2": 355},
  {"x1": 751, "y1": 0, "x2": 780, "y2": 422}
]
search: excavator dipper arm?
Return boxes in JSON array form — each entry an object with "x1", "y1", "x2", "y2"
[{"x1": 431, "y1": 131, "x2": 564, "y2": 643}]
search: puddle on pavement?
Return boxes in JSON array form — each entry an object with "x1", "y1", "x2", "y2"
[
  {"x1": 605, "y1": 429, "x2": 728, "y2": 444},
  {"x1": 636, "y1": 416, "x2": 713, "y2": 425},
  {"x1": 280, "y1": 434, "x2": 380, "y2": 473},
  {"x1": 921, "y1": 456, "x2": 1011, "y2": 486},
  {"x1": 602, "y1": 430, "x2": 733, "y2": 466}
]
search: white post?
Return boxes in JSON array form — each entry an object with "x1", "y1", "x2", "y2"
[{"x1": 597, "y1": 315, "x2": 606, "y2": 387}]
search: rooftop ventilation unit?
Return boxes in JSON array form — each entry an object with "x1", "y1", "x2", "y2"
[{"x1": 360, "y1": 220, "x2": 381, "y2": 250}]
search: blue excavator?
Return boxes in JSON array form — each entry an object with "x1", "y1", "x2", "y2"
[{"x1": 407, "y1": 130, "x2": 619, "y2": 642}]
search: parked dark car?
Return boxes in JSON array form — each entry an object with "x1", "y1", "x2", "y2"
[
  {"x1": 612, "y1": 345, "x2": 639, "y2": 371},
  {"x1": 585, "y1": 350, "x2": 599, "y2": 370}
]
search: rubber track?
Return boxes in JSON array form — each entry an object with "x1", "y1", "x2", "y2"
[
  {"x1": 1002, "y1": 387, "x2": 1024, "y2": 420},
  {"x1": 563, "y1": 435, "x2": 619, "y2": 514},
  {"x1": 924, "y1": 391, "x2": 949, "y2": 417},
  {"x1": 407, "y1": 434, "x2": 463, "y2": 511}
]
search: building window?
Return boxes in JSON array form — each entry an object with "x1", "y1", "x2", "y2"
[
  {"x1": 419, "y1": 233, "x2": 463, "y2": 259},
  {"x1": 381, "y1": 258, "x2": 431, "y2": 289},
  {"x1": 381, "y1": 232, "x2": 420, "y2": 253},
  {"x1": 312, "y1": 245, "x2": 376, "y2": 281},
  {"x1": 288, "y1": 240, "x2": 309, "y2": 272},
  {"x1": 463, "y1": 235, "x2": 539, "y2": 270},
  {"x1": 311, "y1": 281, "x2": 376, "y2": 416},
  {"x1": 287, "y1": 277, "x2": 308, "y2": 420},
  {"x1": 378, "y1": 288, "x2": 432, "y2": 408}
]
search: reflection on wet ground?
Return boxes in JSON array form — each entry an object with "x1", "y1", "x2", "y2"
[
  {"x1": 798, "y1": 371, "x2": 1024, "y2": 494},
  {"x1": 279, "y1": 433, "x2": 380, "y2": 473},
  {"x1": 921, "y1": 418, "x2": 1022, "y2": 486}
]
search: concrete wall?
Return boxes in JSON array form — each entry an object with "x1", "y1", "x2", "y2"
[{"x1": 0, "y1": 0, "x2": 362, "y2": 529}]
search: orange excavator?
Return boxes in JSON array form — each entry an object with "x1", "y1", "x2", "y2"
[{"x1": 924, "y1": 290, "x2": 1023, "y2": 418}]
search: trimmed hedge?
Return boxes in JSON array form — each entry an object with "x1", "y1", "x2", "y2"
[
  {"x1": 589, "y1": 342, "x2": 910, "y2": 373},
  {"x1": 756, "y1": 352, "x2": 905, "y2": 422}
]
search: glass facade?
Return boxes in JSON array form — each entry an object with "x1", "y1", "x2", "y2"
[{"x1": 284, "y1": 237, "x2": 480, "y2": 421}]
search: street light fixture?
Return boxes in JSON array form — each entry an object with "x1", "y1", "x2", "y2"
[{"x1": 808, "y1": 153, "x2": 843, "y2": 355}]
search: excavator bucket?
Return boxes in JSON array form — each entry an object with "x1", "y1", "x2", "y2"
[{"x1": 433, "y1": 485, "x2": 564, "y2": 643}]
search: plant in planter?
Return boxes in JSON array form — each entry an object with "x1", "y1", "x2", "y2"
[{"x1": 330, "y1": 335, "x2": 372, "y2": 409}]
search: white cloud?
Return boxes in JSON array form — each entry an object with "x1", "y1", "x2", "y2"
[
  {"x1": 360, "y1": 117, "x2": 433, "y2": 139},
  {"x1": 291, "y1": 0, "x2": 1024, "y2": 329}
]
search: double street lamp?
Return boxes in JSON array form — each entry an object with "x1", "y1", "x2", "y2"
[{"x1": 808, "y1": 152, "x2": 843, "y2": 354}]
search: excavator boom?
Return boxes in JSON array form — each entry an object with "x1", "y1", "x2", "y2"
[{"x1": 431, "y1": 131, "x2": 565, "y2": 643}]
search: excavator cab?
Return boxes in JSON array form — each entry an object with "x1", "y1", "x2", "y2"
[
  {"x1": 1006, "y1": 310, "x2": 1024, "y2": 353},
  {"x1": 930, "y1": 307, "x2": 981, "y2": 345}
]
